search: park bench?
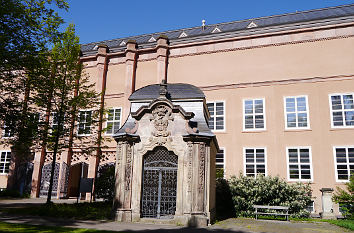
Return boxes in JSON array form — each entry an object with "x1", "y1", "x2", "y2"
[{"x1": 253, "y1": 205, "x2": 290, "y2": 221}]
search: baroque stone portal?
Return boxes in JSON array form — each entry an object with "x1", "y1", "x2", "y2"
[{"x1": 113, "y1": 82, "x2": 218, "y2": 227}]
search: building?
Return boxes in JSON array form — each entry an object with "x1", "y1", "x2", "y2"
[{"x1": 1, "y1": 4, "x2": 354, "y2": 217}]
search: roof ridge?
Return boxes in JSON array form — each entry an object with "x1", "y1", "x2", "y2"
[{"x1": 81, "y1": 3, "x2": 354, "y2": 47}]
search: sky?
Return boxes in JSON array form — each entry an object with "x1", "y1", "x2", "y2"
[{"x1": 56, "y1": 0, "x2": 354, "y2": 45}]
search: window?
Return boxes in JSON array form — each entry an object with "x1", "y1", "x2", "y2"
[
  {"x1": 244, "y1": 148, "x2": 266, "y2": 177},
  {"x1": 78, "y1": 110, "x2": 92, "y2": 135},
  {"x1": 243, "y1": 99, "x2": 265, "y2": 130},
  {"x1": 106, "y1": 108, "x2": 122, "y2": 135},
  {"x1": 306, "y1": 201, "x2": 315, "y2": 213},
  {"x1": 330, "y1": 94, "x2": 354, "y2": 127},
  {"x1": 284, "y1": 96, "x2": 309, "y2": 129},
  {"x1": 216, "y1": 148, "x2": 225, "y2": 177},
  {"x1": 334, "y1": 146, "x2": 354, "y2": 182},
  {"x1": 207, "y1": 101, "x2": 225, "y2": 131},
  {"x1": 0, "y1": 151, "x2": 11, "y2": 174},
  {"x1": 287, "y1": 147, "x2": 312, "y2": 181},
  {"x1": 51, "y1": 112, "x2": 59, "y2": 131},
  {"x1": 2, "y1": 123, "x2": 13, "y2": 138}
]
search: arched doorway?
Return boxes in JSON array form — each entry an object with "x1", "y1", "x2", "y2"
[{"x1": 141, "y1": 146, "x2": 178, "y2": 219}]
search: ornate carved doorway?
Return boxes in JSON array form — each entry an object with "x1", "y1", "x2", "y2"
[{"x1": 141, "y1": 147, "x2": 178, "y2": 219}]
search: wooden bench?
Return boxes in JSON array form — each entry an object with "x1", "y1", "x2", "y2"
[{"x1": 253, "y1": 205, "x2": 290, "y2": 221}]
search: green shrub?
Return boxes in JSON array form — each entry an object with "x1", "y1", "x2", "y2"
[
  {"x1": 215, "y1": 178, "x2": 236, "y2": 220},
  {"x1": 332, "y1": 175, "x2": 354, "y2": 219},
  {"x1": 0, "y1": 189, "x2": 21, "y2": 198},
  {"x1": 94, "y1": 164, "x2": 115, "y2": 201},
  {"x1": 228, "y1": 174, "x2": 312, "y2": 218}
]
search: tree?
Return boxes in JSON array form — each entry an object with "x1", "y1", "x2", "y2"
[
  {"x1": 0, "y1": 0, "x2": 68, "y2": 192},
  {"x1": 34, "y1": 24, "x2": 101, "y2": 203},
  {"x1": 332, "y1": 175, "x2": 354, "y2": 219}
]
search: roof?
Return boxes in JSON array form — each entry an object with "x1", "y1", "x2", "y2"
[
  {"x1": 81, "y1": 4, "x2": 354, "y2": 56},
  {"x1": 129, "y1": 83, "x2": 205, "y2": 101}
]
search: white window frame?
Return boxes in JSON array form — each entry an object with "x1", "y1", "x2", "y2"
[
  {"x1": 206, "y1": 101, "x2": 226, "y2": 132},
  {"x1": 77, "y1": 110, "x2": 92, "y2": 136},
  {"x1": 0, "y1": 151, "x2": 11, "y2": 174},
  {"x1": 286, "y1": 146, "x2": 313, "y2": 182},
  {"x1": 329, "y1": 93, "x2": 354, "y2": 128},
  {"x1": 243, "y1": 147, "x2": 267, "y2": 177},
  {"x1": 105, "y1": 107, "x2": 122, "y2": 135},
  {"x1": 333, "y1": 146, "x2": 354, "y2": 182},
  {"x1": 284, "y1": 95, "x2": 310, "y2": 130},
  {"x1": 243, "y1": 98, "x2": 266, "y2": 131}
]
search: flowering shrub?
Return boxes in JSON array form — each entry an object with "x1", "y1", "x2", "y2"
[{"x1": 227, "y1": 174, "x2": 312, "y2": 218}]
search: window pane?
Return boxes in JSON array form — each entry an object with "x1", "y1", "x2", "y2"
[
  {"x1": 287, "y1": 113, "x2": 296, "y2": 127},
  {"x1": 345, "y1": 111, "x2": 354, "y2": 126},
  {"x1": 343, "y1": 95, "x2": 354, "y2": 110},
  {"x1": 297, "y1": 97, "x2": 307, "y2": 111},
  {"x1": 286, "y1": 98, "x2": 295, "y2": 112},
  {"x1": 254, "y1": 100, "x2": 263, "y2": 113},
  {"x1": 332, "y1": 112, "x2": 344, "y2": 126},
  {"x1": 108, "y1": 109, "x2": 114, "y2": 121},
  {"x1": 244, "y1": 100, "x2": 253, "y2": 114},
  {"x1": 245, "y1": 115, "x2": 254, "y2": 129},
  {"x1": 331, "y1": 96, "x2": 342, "y2": 110}
]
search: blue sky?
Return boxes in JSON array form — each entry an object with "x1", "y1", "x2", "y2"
[{"x1": 57, "y1": 0, "x2": 354, "y2": 44}]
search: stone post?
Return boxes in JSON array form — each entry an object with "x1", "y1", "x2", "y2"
[
  {"x1": 320, "y1": 188, "x2": 335, "y2": 219},
  {"x1": 122, "y1": 40, "x2": 137, "y2": 122},
  {"x1": 156, "y1": 35, "x2": 169, "y2": 84},
  {"x1": 183, "y1": 135, "x2": 214, "y2": 227},
  {"x1": 113, "y1": 134, "x2": 140, "y2": 222}
]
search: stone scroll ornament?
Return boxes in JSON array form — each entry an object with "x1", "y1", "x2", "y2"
[{"x1": 151, "y1": 105, "x2": 173, "y2": 137}]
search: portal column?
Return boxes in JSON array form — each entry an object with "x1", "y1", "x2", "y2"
[{"x1": 114, "y1": 134, "x2": 140, "y2": 222}]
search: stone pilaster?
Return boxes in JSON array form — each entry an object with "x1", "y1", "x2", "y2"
[
  {"x1": 122, "y1": 40, "x2": 137, "y2": 122},
  {"x1": 156, "y1": 35, "x2": 169, "y2": 84},
  {"x1": 183, "y1": 135, "x2": 213, "y2": 227},
  {"x1": 114, "y1": 134, "x2": 140, "y2": 222}
]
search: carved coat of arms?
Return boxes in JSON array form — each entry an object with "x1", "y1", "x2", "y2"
[{"x1": 151, "y1": 105, "x2": 173, "y2": 137}]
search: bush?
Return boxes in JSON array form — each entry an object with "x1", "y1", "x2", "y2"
[
  {"x1": 94, "y1": 164, "x2": 115, "y2": 201},
  {"x1": 228, "y1": 174, "x2": 312, "y2": 218},
  {"x1": 0, "y1": 189, "x2": 21, "y2": 198},
  {"x1": 215, "y1": 178, "x2": 236, "y2": 220},
  {"x1": 332, "y1": 175, "x2": 354, "y2": 219}
]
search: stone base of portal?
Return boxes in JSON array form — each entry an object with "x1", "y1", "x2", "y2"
[{"x1": 115, "y1": 209, "x2": 132, "y2": 222}]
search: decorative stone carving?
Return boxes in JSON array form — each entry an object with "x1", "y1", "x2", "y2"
[
  {"x1": 198, "y1": 143, "x2": 206, "y2": 193},
  {"x1": 150, "y1": 104, "x2": 173, "y2": 137},
  {"x1": 125, "y1": 145, "x2": 132, "y2": 191},
  {"x1": 187, "y1": 142, "x2": 193, "y2": 192},
  {"x1": 45, "y1": 152, "x2": 61, "y2": 164},
  {"x1": 71, "y1": 152, "x2": 90, "y2": 165},
  {"x1": 100, "y1": 150, "x2": 116, "y2": 165}
]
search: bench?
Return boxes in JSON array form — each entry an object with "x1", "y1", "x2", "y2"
[{"x1": 253, "y1": 205, "x2": 290, "y2": 221}]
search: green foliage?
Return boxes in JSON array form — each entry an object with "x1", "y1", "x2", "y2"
[
  {"x1": 332, "y1": 175, "x2": 354, "y2": 219},
  {"x1": 3, "y1": 202, "x2": 112, "y2": 220},
  {"x1": 216, "y1": 168, "x2": 224, "y2": 179},
  {"x1": 227, "y1": 174, "x2": 312, "y2": 218},
  {"x1": 215, "y1": 178, "x2": 235, "y2": 220},
  {"x1": 0, "y1": 221, "x2": 117, "y2": 233},
  {"x1": 95, "y1": 165, "x2": 115, "y2": 201}
]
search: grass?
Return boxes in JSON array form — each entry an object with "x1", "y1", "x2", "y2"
[
  {"x1": 0, "y1": 221, "x2": 121, "y2": 233},
  {"x1": 290, "y1": 217, "x2": 354, "y2": 231},
  {"x1": 1, "y1": 201, "x2": 112, "y2": 220}
]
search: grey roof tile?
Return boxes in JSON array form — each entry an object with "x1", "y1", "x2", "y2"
[
  {"x1": 81, "y1": 4, "x2": 354, "y2": 54},
  {"x1": 129, "y1": 83, "x2": 205, "y2": 101}
]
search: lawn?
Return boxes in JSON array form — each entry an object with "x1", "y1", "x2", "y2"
[
  {"x1": 0, "y1": 221, "x2": 120, "y2": 233},
  {"x1": 1, "y1": 201, "x2": 112, "y2": 220}
]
